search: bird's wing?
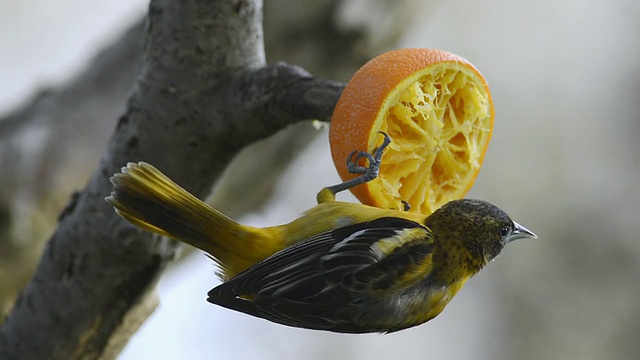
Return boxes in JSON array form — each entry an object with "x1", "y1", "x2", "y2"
[{"x1": 207, "y1": 216, "x2": 436, "y2": 332}]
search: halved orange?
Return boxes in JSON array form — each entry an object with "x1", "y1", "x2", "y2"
[{"x1": 329, "y1": 48, "x2": 494, "y2": 214}]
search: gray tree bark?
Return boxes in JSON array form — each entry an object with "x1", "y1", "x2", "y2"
[{"x1": 0, "y1": 0, "x2": 341, "y2": 358}]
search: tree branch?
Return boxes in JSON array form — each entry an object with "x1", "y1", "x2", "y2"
[{"x1": 0, "y1": 0, "x2": 343, "y2": 358}]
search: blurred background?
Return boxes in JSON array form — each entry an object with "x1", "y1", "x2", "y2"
[{"x1": 1, "y1": 0, "x2": 639, "y2": 359}]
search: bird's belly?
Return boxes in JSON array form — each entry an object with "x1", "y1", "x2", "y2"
[{"x1": 356, "y1": 281, "x2": 466, "y2": 332}]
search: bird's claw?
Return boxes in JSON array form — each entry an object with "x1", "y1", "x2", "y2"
[
  {"x1": 345, "y1": 132, "x2": 391, "y2": 176},
  {"x1": 346, "y1": 151, "x2": 374, "y2": 174},
  {"x1": 318, "y1": 132, "x2": 392, "y2": 203}
]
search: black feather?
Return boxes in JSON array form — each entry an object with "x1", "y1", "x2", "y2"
[{"x1": 207, "y1": 217, "x2": 431, "y2": 332}]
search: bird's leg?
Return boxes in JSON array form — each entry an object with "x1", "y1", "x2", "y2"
[{"x1": 317, "y1": 132, "x2": 391, "y2": 204}]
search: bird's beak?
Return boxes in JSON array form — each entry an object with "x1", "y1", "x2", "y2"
[{"x1": 508, "y1": 221, "x2": 538, "y2": 242}]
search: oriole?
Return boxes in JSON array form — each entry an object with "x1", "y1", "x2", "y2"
[{"x1": 106, "y1": 134, "x2": 536, "y2": 333}]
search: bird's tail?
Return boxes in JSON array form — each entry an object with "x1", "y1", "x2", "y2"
[{"x1": 106, "y1": 162, "x2": 272, "y2": 277}]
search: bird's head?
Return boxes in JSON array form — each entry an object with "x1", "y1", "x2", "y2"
[{"x1": 425, "y1": 199, "x2": 537, "y2": 270}]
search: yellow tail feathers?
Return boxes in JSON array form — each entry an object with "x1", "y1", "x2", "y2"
[{"x1": 106, "y1": 162, "x2": 273, "y2": 277}]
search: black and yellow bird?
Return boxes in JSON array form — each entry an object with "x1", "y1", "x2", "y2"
[{"x1": 106, "y1": 134, "x2": 536, "y2": 333}]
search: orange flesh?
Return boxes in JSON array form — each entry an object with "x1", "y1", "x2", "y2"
[
  {"x1": 330, "y1": 49, "x2": 494, "y2": 215},
  {"x1": 370, "y1": 64, "x2": 492, "y2": 213}
]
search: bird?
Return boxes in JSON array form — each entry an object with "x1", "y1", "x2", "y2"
[{"x1": 106, "y1": 133, "x2": 536, "y2": 333}]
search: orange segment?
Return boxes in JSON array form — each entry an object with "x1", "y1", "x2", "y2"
[{"x1": 329, "y1": 48, "x2": 494, "y2": 214}]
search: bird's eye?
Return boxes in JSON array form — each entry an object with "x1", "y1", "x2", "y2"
[{"x1": 500, "y1": 226, "x2": 510, "y2": 237}]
